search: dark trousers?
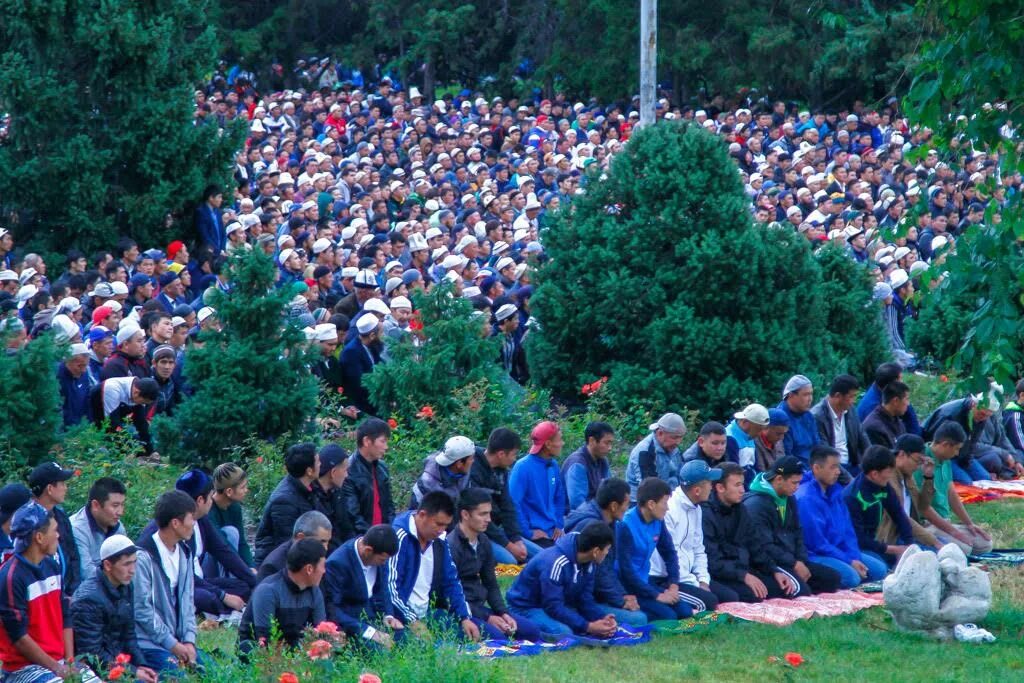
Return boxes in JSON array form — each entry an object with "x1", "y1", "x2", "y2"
[
  {"x1": 714, "y1": 571, "x2": 791, "y2": 603},
  {"x1": 195, "y1": 576, "x2": 253, "y2": 615},
  {"x1": 651, "y1": 577, "x2": 723, "y2": 612},
  {"x1": 775, "y1": 561, "x2": 842, "y2": 597}
]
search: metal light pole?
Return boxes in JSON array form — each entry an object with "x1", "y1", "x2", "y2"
[{"x1": 639, "y1": 0, "x2": 657, "y2": 128}]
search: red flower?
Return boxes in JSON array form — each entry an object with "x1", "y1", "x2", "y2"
[
  {"x1": 600, "y1": 376, "x2": 608, "y2": 382},
  {"x1": 109, "y1": 666, "x2": 125, "y2": 681},
  {"x1": 279, "y1": 673, "x2": 299, "y2": 683},
  {"x1": 256, "y1": 456, "x2": 264, "y2": 464},
  {"x1": 416, "y1": 405, "x2": 435, "y2": 419},
  {"x1": 784, "y1": 652, "x2": 804, "y2": 667},
  {"x1": 387, "y1": 418, "x2": 398, "y2": 429},
  {"x1": 940, "y1": 374, "x2": 949, "y2": 383},
  {"x1": 409, "y1": 318, "x2": 424, "y2": 332},
  {"x1": 307, "y1": 639, "x2": 333, "y2": 660},
  {"x1": 314, "y1": 621, "x2": 340, "y2": 636},
  {"x1": 359, "y1": 675, "x2": 383, "y2": 683},
  {"x1": 115, "y1": 653, "x2": 131, "y2": 665},
  {"x1": 73, "y1": 469, "x2": 82, "y2": 477},
  {"x1": 336, "y1": 386, "x2": 345, "y2": 394},
  {"x1": 582, "y1": 383, "x2": 592, "y2": 396}
]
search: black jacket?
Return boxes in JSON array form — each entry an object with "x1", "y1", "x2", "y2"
[
  {"x1": 313, "y1": 481, "x2": 356, "y2": 552},
  {"x1": 742, "y1": 485, "x2": 807, "y2": 572},
  {"x1": 469, "y1": 450, "x2": 523, "y2": 547},
  {"x1": 254, "y1": 476, "x2": 326, "y2": 565},
  {"x1": 256, "y1": 540, "x2": 291, "y2": 583},
  {"x1": 862, "y1": 405, "x2": 907, "y2": 449},
  {"x1": 99, "y1": 350, "x2": 150, "y2": 381},
  {"x1": 810, "y1": 398, "x2": 872, "y2": 469},
  {"x1": 447, "y1": 526, "x2": 506, "y2": 619},
  {"x1": 701, "y1": 494, "x2": 756, "y2": 583},
  {"x1": 339, "y1": 452, "x2": 395, "y2": 535},
  {"x1": 71, "y1": 572, "x2": 147, "y2": 669},
  {"x1": 53, "y1": 505, "x2": 81, "y2": 597},
  {"x1": 922, "y1": 398, "x2": 984, "y2": 468}
]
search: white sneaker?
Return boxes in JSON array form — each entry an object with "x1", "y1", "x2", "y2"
[{"x1": 954, "y1": 623, "x2": 996, "y2": 643}]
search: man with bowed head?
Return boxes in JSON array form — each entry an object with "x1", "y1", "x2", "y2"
[
  {"x1": 779, "y1": 375, "x2": 823, "y2": 463},
  {"x1": 626, "y1": 413, "x2": 687, "y2": 499},
  {"x1": 71, "y1": 535, "x2": 159, "y2": 683}
]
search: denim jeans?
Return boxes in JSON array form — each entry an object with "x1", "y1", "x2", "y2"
[
  {"x1": 595, "y1": 602, "x2": 648, "y2": 627},
  {"x1": 951, "y1": 459, "x2": 990, "y2": 485},
  {"x1": 511, "y1": 607, "x2": 575, "y2": 636},
  {"x1": 489, "y1": 538, "x2": 544, "y2": 564},
  {"x1": 808, "y1": 552, "x2": 889, "y2": 589}
]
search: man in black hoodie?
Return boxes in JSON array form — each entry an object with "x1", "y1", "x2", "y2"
[
  {"x1": 702, "y1": 463, "x2": 792, "y2": 602},
  {"x1": 742, "y1": 457, "x2": 841, "y2": 596}
]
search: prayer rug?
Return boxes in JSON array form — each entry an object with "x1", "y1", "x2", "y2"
[
  {"x1": 495, "y1": 563, "x2": 523, "y2": 577},
  {"x1": 968, "y1": 549, "x2": 1024, "y2": 568},
  {"x1": 648, "y1": 611, "x2": 733, "y2": 635},
  {"x1": 715, "y1": 589, "x2": 885, "y2": 626},
  {"x1": 461, "y1": 625, "x2": 652, "y2": 658}
]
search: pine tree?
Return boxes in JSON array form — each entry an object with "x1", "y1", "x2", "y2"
[
  {"x1": 158, "y1": 249, "x2": 319, "y2": 465},
  {"x1": 0, "y1": 0, "x2": 245, "y2": 253},
  {"x1": 365, "y1": 284, "x2": 518, "y2": 434},
  {"x1": 0, "y1": 332, "x2": 63, "y2": 471},
  {"x1": 527, "y1": 122, "x2": 884, "y2": 418},
  {"x1": 814, "y1": 244, "x2": 891, "y2": 380}
]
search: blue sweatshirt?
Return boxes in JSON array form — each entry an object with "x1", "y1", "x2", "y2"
[
  {"x1": 777, "y1": 401, "x2": 822, "y2": 463},
  {"x1": 794, "y1": 473, "x2": 861, "y2": 564},
  {"x1": 506, "y1": 533, "x2": 605, "y2": 634},
  {"x1": 509, "y1": 454, "x2": 566, "y2": 537},
  {"x1": 618, "y1": 508, "x2": 679, "y2": 601}
]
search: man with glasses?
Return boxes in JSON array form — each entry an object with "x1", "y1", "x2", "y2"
[{"x1": 879, "y1": 434, "x2": 943, "y2": 550}]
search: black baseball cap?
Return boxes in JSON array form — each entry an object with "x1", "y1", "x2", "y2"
[
  {"x1": 765, "y1": 456, "x2": 805, "y2": 480},
  {"x1": 27, "y1": 462, "x2": 75, "y2": 493}
]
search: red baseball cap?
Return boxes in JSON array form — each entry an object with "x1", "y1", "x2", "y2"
[
  {"x1": 529, "y1": 421, "x2": 560, "y2": 454},
  {"x1": 536, "y1": 114, "x2": 548, "y2": 124}
]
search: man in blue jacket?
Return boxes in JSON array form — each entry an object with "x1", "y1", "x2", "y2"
[
  {"x1": 618, "y1": 478, "x2": 693, "y2": 621},
  {"x1": 506, "y1": 523, "x2": 619, "y2": 638},
  {"x1": 387, "y1": 491, "x2": 479, "y2": 641},
  {"x1": 322, "y1": 524, "x2": 404, "y2": 649},
  {"x1": 843, "y1": 446, "x2": 915, "y2": 568},
  {"x1": 795, "y1": 446, "x2": 888, "y2": 589},
  {"x1": 58, "y1": 344, "x2": 92, "y2": 426},
  {"x1": 560, "y1": 421, "x2": 614, "y2": 510},
  {"x1": 778, "y1": 374, "x2": 823, "y2": 463},
  {"x1": 563, "y1": 478, "x2": 646, "y2": 627},
  {"x1": 509, "y1": 421, "x2": 566, "y2": 549},
  {"x1": 195, "y1": 185, "x2": 226, "y2": 255},
  {"x1": 340, "y1": 314, "x2": 382, "y2": 415}
]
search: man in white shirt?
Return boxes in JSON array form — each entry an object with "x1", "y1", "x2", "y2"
[
  {"x1": 132, "y1": 491, "x2": 202, "y2": 673},
  {"x1": 811, "y1": 374, "x2": 872, "y2": 483}
]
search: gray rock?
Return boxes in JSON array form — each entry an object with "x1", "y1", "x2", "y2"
[{"x1": 883, "y1": 544, "x2": 991, "y2": 639}]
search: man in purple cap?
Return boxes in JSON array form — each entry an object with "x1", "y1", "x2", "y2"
[{"x1": 508, "y1": 421, "x2": 566, "y2": 549}]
